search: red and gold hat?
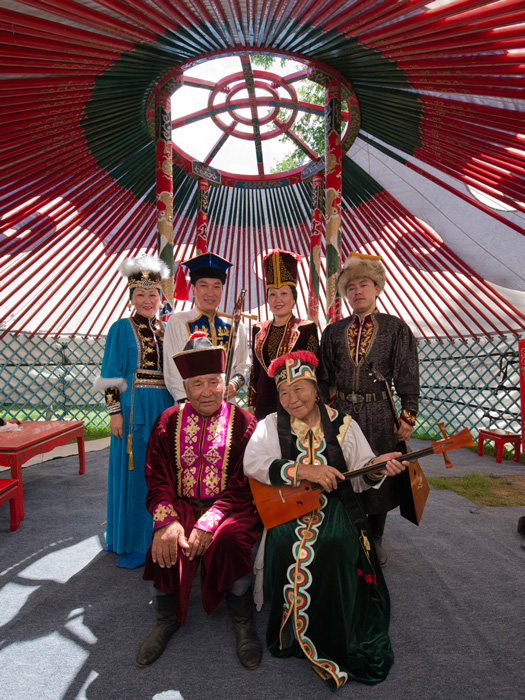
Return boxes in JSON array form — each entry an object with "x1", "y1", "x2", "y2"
[
  {"x1": 263, "y1": 249, "x2": 302, "y2": 290},
  {"x1": 268, "y1": 350, "x2": 318, "y2": 388},
  {"x1": 173, "y1": 332, "x2": 225, "y2": 380}
]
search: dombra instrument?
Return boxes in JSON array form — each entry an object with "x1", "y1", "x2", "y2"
[{"x1": 249, "y1": 428, "x2": 474, "y2": 529}]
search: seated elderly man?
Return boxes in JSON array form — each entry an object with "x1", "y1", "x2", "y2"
[{"x1": 136, "y1": 332, "x2": 262, "y2": 670}]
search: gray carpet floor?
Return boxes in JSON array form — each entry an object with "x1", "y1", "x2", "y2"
[{"x1": 0, "y1": 439, "x2": 523, "y2": 700}]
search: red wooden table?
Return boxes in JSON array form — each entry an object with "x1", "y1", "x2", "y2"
[{"x1": 0, "y1": 420, "x2": 85, "y2": 530}]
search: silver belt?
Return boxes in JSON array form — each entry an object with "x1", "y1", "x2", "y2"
[{"x1": 337, "y1": 391, "x2": 388, "y2": 404}]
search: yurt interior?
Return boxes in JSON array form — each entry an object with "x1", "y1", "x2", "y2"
[{"x1": 1, "y1": 1, "x2": 524, "y2": 699}]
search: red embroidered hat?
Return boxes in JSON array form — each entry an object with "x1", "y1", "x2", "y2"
[
  {"x1": 268, "y1": 350, "x2": 318, "y2": 388},
  {"x1": 173, "y1": 332, "x2": 225, "y2": 380}
]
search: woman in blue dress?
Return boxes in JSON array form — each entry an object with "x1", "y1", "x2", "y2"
[{"x1": 94, "y1": 256, "x2": 173, "y2": 568}]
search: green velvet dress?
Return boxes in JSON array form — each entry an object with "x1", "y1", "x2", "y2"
[{"x1": 245, "y1": 407, "x2": 394, "y2": 691}]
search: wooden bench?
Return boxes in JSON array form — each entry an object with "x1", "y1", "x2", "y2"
[
  {"x1": 477, "y1": 428, "x2": 522, "y2": 464},
  {"x1": 0, "y1": 420, "x2": 85, "y2": 528}
]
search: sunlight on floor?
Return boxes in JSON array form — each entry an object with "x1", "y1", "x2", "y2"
[
  {"x1": 65, "y1": 609, "x2": 98, "y2": 645},
  {"x1": 0, "y1": 631, "x2": 89, "y2": 700},
  {"x1": 0, "y1": 582, "x2": 39, "y2": 627},
  {"x1": 17, "y1": 536, "x2": 103, "y2": 584}
]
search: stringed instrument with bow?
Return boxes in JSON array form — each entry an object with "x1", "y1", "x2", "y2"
[
  {"x1": 224, "y1": 289, "x2": 246, "y2": 387},
  {"x1": 248, "y1": 427, "x2": 474, "y2": 530}
]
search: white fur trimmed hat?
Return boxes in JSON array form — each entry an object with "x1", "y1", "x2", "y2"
[
  {"x1": 119, "y1": 256, "x2": 170, "y2": 293},
  {"x1": 337, "y1": 253, "x2": 386, "y2": 297}
]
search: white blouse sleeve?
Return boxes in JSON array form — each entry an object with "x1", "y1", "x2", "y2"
[
  {"x1": 341, "y1": 419, "x2": 386, "y2": 493},
  {"x1": 243, "y1": 414, "x2": 281, "y2": 485}
]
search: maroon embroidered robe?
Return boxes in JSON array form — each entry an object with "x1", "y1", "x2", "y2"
[{"x1": 142, "y1": 401, "x2": 260, "y2": 623}]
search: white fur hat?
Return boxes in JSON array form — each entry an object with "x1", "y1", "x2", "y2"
[
  {"x1": 119, "y1": 256, "x2": 170, "y2": 293},
  {"x1": 337, "y1": 253, "x2": 386, "y2": 297}
]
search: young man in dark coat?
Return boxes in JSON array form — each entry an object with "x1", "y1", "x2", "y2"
[{"x1": 317, "y1": 253, "x2": 419, "y2": 566}]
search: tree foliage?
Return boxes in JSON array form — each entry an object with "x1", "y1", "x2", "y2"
[{"x1": 249, "y1": 55, "x2": 325, "y2": 173}]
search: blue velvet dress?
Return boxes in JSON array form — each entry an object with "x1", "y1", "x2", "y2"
[{"x1": 98, "y1": 314, "x2": 173, "y2": 567}]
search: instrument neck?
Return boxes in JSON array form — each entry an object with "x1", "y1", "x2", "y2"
[
  {"x1": 310, "y1": 444, "x2": 436, "y2": 491},
  {"x1": 344, "y1": 445, "x2": 435, "y2": 481}
]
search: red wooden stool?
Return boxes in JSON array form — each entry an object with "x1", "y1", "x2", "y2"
[
  {"x1": 0, "y1": 476, "x2": 21, "y2": 531},
  {"x1": 477, "y1": 429, "x2": 522, "y2": 464}
]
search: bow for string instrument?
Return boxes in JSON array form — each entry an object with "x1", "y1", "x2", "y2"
[
  {"x1": 249, "y1": 427, "x2": 475, "y2": 530},
  {"x1": 367, "y1": 361, "x2": 429, "y2": 525},
  {"x1": 224, "y1": 289, "x2": 246, "y2": 387}
]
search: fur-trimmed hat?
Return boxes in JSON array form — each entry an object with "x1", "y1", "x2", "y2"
[
  {"x1": 119, "y1": 256, "x2": 170, "y2": 295},
  {"x1": 173, "y1": 332, "x2": 225, "y2": 380},
  {"x1": 268, "y1": 350, "x2": 318, "y2": 389},
  {"x1": 337, "y1": 253, "x2": 386, "y2": 297}
]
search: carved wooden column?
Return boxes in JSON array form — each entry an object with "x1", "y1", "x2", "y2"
[
  {"x1": 324, "y1": 81, "x2": 342, "y2": 325},
  {"x1": 308, "y1": 170, "x2": 324, "y2": 325},
  {"x1": 196, "y1": 177, "x2": 209, "y2": 255},
  {"x1": 155, "y1": 85, "x2": 174, "y2": 303}
]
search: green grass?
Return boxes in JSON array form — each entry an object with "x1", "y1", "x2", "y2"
[
  {"x1": 427, "y1": 472, "x2": 525, "y2": 506},
  {"x1": 82, "y1": 425, "x2": 110, "y2": 441},
  {"x1": 3, "y1": 404, "x2": 110, "y2": 442}
]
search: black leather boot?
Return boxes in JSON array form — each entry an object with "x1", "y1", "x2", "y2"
[
  {"x1": 136, "y1": 594, "x2": 181, "y2": 667},
  {"x1": 226, "y1": 588, "x2": 262, "y2": 670}
]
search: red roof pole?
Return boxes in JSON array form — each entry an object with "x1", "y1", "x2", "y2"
[
  {"x1": 308, "y1": 170, "x2": 323, "y2": 327},
  {"x1": 155, "y1": 79, "x2": 178, "y2": 305},
  {"x1": 196, "y1": 177, "x2": 209, "y2": 255},
  {"x1": 324, "y1": 79, "x2": 343, "y2": 325}
]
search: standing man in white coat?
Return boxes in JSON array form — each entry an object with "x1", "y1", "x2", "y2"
[{"x1": 163, "y1": 252, "x2": 249, "y2": 403}]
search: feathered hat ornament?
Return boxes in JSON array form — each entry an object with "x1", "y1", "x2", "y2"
[{"x1": 119, "y1": 256, "x2": 170, "y2": 294}]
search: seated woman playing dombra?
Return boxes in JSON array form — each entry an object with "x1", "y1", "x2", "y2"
[{"x1": 243, "y1": 350, "x2": 408, "y2": 691}]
